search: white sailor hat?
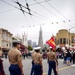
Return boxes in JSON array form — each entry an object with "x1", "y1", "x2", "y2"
[
  {"x1": 33, "y1": 47, "x2": 41, "y2": 50},
  {"x1": 12, "y1": 40, "x2": 21, "y2": 44},
  {"x1": 49, "y1": 46, "x2": 52, "y2": 49}
]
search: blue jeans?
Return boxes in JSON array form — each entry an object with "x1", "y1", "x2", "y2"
[
  {"x1": 34, "y1": 64, "x2": 42, "y2": 75},
  {"x1": 9, "y1": 64, "x2": 21, "y2": 75},
  {"x1": 30, "y1": 60, "x2": 34, "y2": 75},
  {"x1": 48, "y1": 61, "x2": 57, "y2": 75}
]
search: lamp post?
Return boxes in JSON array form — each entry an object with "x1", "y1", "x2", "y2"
[{"x1": 69, "y1": 26, "x2": 75, "y2": 49}]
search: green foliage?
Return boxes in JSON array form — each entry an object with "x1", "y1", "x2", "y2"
[{"x1": 28, "y1": 45, "x2": 33, "y2": 51}]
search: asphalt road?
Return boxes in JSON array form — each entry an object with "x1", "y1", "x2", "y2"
[{"x1": 2, "y1": 58, "x2": 75, "y2": 75}]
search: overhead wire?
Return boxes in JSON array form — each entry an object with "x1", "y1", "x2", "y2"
[
  {"x1": 29, "y1": 0, "x2": 51, "y2": 6},
  {"x1": 0, "y1": 0, "x2": 71, "y2": 28},
  {"x1": 0, "y1": 0, "x2": 31, "y2": 15},
  {"x1": 0, "y1": 0, "x2": 61, "y2": 28},
  {"x1": 0, "y1": 9, "x2": 14, "y2": 13},
  {"x1": 0, "y1": 0, "x2": 52, "y2": 27},
  {"x1": 16, "y1": 1, "x2": 52, "y2": 20},
  {"x1": 24, "y1": 0, "x2": 34, "y2": 26},
  {"x1": 29, "y1": 0, "x2": 75, "y2": 27},
  {"x1": 34, "y1": 0, "x2": 63, "y2": 21},
  {"x1": 13, "y1": 0, "x2": 32, "y2": 15},
  {"x1": 12, "y1": 0, "x2": 55, "y2": 24},
  {"x1": 11, "y1": 0, "x2": 53, "y2": 22},
  {"x1": 34, "y1": 0, "x2": 72, "y2": 27},
  {"x1": 0, "y1": 0, "x2": 31, "y2": 26},
  {"x1": 31, "y1": 0, "x2": 70, "y2": 29},
  {"x1": 0, "y1": 0, "x2": 41, "y2": 21},
  {"x1": 23, "y1": 13, "x2": 30, "y2": 26},
  {"x1": 13, "y1": 0, "x2": 30, "y2": 26},
  {"x1": 45, "y1": 0, "x2": 74, "y2": 27}
]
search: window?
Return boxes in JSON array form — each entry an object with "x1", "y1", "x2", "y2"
[
  {"x1": 66, "y1": 39, "x2": 68, "y2": 44},
  {"x1": 63, "y1": 38, "x2": 66, "y2": 44},
  {"x1": 72, "y1": 36, "x2": 75, "y2": 43},
  {"x1": 60, "y1": 38, "x2": 62, "y2": 44}
]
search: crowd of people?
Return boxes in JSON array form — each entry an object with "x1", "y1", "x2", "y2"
[
  {"x1": 63, "y1": 49, "x2": 75, "y2": 65},
  {"x1": 0, "y1": 41, "x2": 75, "y2": 75}
]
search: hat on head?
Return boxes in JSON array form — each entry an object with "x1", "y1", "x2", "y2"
[
  {"x1": 13, "y1": 41, "x2": 21, "y2": 44},
  {"x1": 49, "y1": 46, "x2": 53, "y2": 51},
  {"x1": 49, "y1": 46, "x2": 52, "y2": 49},
  {"x1": 33, "y1": 47, "x2": 41, "y2": 51},
  {"x1": 12, "y1": 41, "x2": 21, "y2": 47}
]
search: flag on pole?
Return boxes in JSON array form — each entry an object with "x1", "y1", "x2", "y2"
[{"x1": 46, "y1": 36, "x2": 56, "y2": 49}]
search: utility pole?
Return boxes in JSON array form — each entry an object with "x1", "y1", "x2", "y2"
[
  {"x1": 69, "y1": 29, "x2": 70, "y2": 49},
  {"x1": 69, "y1": 26, "x2": 75, "y2": 49}
]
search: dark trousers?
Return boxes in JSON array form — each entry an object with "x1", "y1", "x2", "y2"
[
  {"x1": 0, "y1": 59, "x2": 5, "y2": 75},
  {"x1": 48, "y1": 61, "x2": 57, "y2": 75},
  {"x1": 30, "y1": 60, "x2": 34, "y2": 75},
  {"x1": 73, "y1": 58, "x2": 75, "y2": 64},
  {"x1": 63, "y1": 56, "x2": 66, "y2": 64},
  {"x1": 34, "y1": 64, "x2": 42, "y2": 75},
  {"x1": 9, "y1": 64, "x2": 21, "y2": 75}
]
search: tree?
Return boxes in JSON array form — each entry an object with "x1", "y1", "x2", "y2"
[{"x1": 28, "y1": 45, "x2": 33, "y2": 51}]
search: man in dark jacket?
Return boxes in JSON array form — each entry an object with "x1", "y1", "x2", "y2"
[
  {"x1": 66, "y1": 51, "x2": 71, "y2": 66},
  {"x1": 72, "y1": 51, "x2": 75, "y2": 64},
  {"x1": 0, "y1": 47, "x2": 5, "y2": 75}
]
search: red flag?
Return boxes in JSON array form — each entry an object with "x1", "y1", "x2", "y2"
[{"x1": 46, "y1": 36, "x2": 56, "y2": 49}]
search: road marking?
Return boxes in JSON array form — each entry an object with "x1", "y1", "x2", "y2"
[
  {"x1": 43, "y1": 66, "x2": 72, "y2": 75},
  {"x1": 71, "y1": 64, "x2": 75, "y2": 67},
  {"x1": 59, "y1": 66, "x2": 71, "y2": 71}
]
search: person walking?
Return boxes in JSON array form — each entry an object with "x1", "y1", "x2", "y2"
[
  {"x1": 63, "y1": 51, "x2": 67, "y2": 64},
  {"x1": 31, "y1": 47, "x2": 43, "y2": 75},
  {"x1": 47, "y1": 48, "x2": 58, "y2": 75},
  {"x1": 8, "y1": 41, "x2": 24, "y2": 75},
  {"x1": 66, "y1": 50, "x2": 71, "y2": 66}
]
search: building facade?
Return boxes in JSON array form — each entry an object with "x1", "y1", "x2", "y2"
[
  {"x1": 38, "y1": 26, "x2": 43, "y2": 51},
  {"x1": 32, "y1": 42, "x2": 36, "y2": 47},
  {"x1": 0, "y1": 28, "x2": 12, "y2": 50},
  {"x1": 28, "y1": 40, "x2": 32, "y2": 47},
  {"x1": 55, "y1": 29, "x2": 75, "y2": 48},
  {"x1": 22, "y1": 32, "x2": 28, "y2": 47}
]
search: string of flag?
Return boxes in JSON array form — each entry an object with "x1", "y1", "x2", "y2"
[{"x1": 22, "y1": 19, "x2": 71, "y2": 28}]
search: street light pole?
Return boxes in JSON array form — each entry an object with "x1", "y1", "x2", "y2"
[
  {"x1": 69, "y1": 29, "x2": 70, "y2": 49},
  {"x1": 69, "y1": 26, "x2": 75, "y2": 49}
]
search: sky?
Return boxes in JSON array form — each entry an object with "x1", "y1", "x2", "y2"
[{"x1": 0, "y1": 0, "x2": 75, "y2": 44}]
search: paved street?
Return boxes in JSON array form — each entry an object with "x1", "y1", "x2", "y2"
[{"x1": 2, "y1": 58, "x2": 75, "y2": 75}]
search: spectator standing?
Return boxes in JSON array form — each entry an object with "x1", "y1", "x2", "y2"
[
  {"x1": 66, "y1": 50, "x2": 71, "y2": 66},
  {"x1": 0, "y1": 47, "x2": 5, "y2": 75}
]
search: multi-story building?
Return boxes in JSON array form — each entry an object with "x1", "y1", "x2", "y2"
[
  {"x1": 0, "y1": 28, "x2": 12, "y2": 51},
  {"x1": 12, "y1": 36, "x2": 22, "y2": 44},
  {"x1": 22, "y1": 32, "x2": 28, "y2": 47},
  {"x1": 32, "y1": 42, "x2": 36, "y2": 47},
  {"x1": 28, "y1": 40, "x2": 32, "y2": 46},
  {"x1": 55, "y1": 29, "x2": 75, "y2": 48},
  {"x1": 38, "y1": 26, "x2": 43, "y2": 52}
]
